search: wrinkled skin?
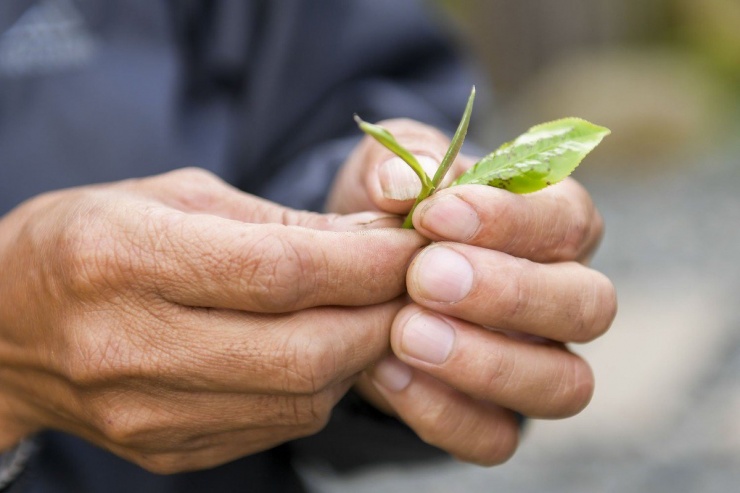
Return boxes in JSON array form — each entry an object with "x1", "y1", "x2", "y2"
[
  {"x1": 0, "y1": 168, "x2": 426, "y2": 473},
  {"x1": 0, "y1": 117, "x2": 616, "y2": 472}
]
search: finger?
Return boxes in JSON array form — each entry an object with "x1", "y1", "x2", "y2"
[
  {"x1": 125, "y1": 206, "x2": 425, "y2": 312},
  {"x1": 2, "y1": 380, "x2": 298, "y2": 473},
  {"x1": 65, "y1": 377, "x2": 356, "y2": 468},
  {"x1": 122, "y1": 429, "x2": 291, "y2": 473},
  {"x1": 327, "y1": 119, "x2": 474, "y2": 215},
  {"x1": 83, "y1": 380, "x2": 355, "y2": 447},
  {"x1": 366, "y1": 356, "x2": 520, "y2": 465},
  {"x1": 412, "y1": 178, "x2": 604, "y2": 263},
  {"x1": 98, "y1": 424, "x2": 309, "y2": 474},
  {"x1": 389, "y1": 305, "x2": 595, "y2": 418},
  {"x1": 141, "y1": 301, "x2": 403, "y2": 394},
  {"x1": 406, "y1": 243, "x2": 617, "y2": 343},
  {"x1": 125, "y1": 167, "x2": 399, "y2": 232}
]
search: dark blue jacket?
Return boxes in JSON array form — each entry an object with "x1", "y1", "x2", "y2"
[{"x1": 0, "y1": 1, "x2": 473, "y2": 491}]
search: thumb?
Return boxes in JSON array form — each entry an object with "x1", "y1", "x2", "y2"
[
  {"x1": 326, "y1": 119, "x2": 472, "y2": 216},
  {"x1": 130, "y1": 167, "x2": 398, "y2": 231}
]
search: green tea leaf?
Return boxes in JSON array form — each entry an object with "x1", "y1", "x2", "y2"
[
  {"x1": 431, "y1": 86, "x2": 476, "y2": 188},
  {"x1": 353, "y1": 115, "x2": 432, "y2": 190},
  {"x1": 453, "y1": 118, "x2": 611, "y2": 193}
]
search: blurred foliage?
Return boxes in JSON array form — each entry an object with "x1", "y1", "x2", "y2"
[
  {"x1": 435, "y1": 0, "x2": 739, "y2": 93},
  {"x1": 432, "y1": 0, "x2": 739, "y2": 171},
  {"x1": 675, "y1": 0, "x2": 740, "y2": 84}
]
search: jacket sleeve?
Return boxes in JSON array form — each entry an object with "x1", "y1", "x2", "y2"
[
  {"x1": 0, "y1": 440, "x2": 34, "y2": 492},
  {"x1": 288, "y1": 391, "x2": 451, "y2": 472},
  {"x1": 224, "y1": 0, "x2": 480, "y2": 212}
]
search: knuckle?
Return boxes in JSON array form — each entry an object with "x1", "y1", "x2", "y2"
[
  {"x1": 64, "y1": 329, "x2": 131, "y2": 387},
  {"x1": 461, "y1": 422, "x2": 520, "y2": 466},
  {"x1": 163, "y1": 167, "x2": 223, "y2": 192},
  {"x1": 494, "y1": 258, "x2": 532, "y2": 321},
  {"x1": 57, "y1": 202, "x2": 131, "y2": 297},
  {"x1": 556, "y1": 207, "x2": 592, "y2": 260},
  {"x1": 281, "y1": 370, "x2": 318, "y2": 397},
  {"x1": 170, "y1": 166, "x2": 219, "y2": 181},
  {"x1": 135, "y1": 453, "x2": 188, "y2": 475},
  {"x1": 242, "y1": 232, "x2": 318, "y2": 311},
  {"x1": 94, "y1": 405, "x2": 155, "y2": 448},
  {"x1": 570, "y1": 270, "x2": 617, "y2": 343},
  {"x1": 281, "y1": 338, "x2": 337, "y2": 395},
  {"x1": 278, "y1": 207, "x2": 335, "y2": 229},
  {"x1": 550, "y1": 182, "x2": 601, "y2": 261},
  {"x1": 413, "y1": 400, "x2": 460, "y2": 446},
  {"x1": 63, "y1": 320, "x2": 167, "y2": 389},
  {"x1": 480, "y1": 344, "x2": 515, "y2": 397},
  {"x1": 290, "y1": 394, "x2": 334, "y2": 432},
  {"x1": 411, "y1": 397, "x2": 520, "y2": 467},
  {"x1": 148, "y1": 168, "x2": 230, "y2": 212},
  {"x1": 547, "y1": 357, "x2": 595, "y2": 418},
  {"x1": 598, "y1": 274, "x2": 619, "y2": 333}
]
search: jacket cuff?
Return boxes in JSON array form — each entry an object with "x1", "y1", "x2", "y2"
[{"x1": 0, "y1": 439, "x2": 35, "y2": 491}]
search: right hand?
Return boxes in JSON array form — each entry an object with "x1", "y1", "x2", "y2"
[{"x1": 0, "y1": 168, "x2": 425, "y2": 474}]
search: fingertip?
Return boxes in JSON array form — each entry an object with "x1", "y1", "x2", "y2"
[
  {"x1": 376, "y1": 157, "x2": 422, "y2": 202},
  {"x1": 394, "y1": 310, "x2": 456, "y2": 366},
  {"x1": 370, "y1": 355, "x2": 413, "y2": 393},
  {"x1": 413, "y1": 192, "x2": 481, "y2": 242},
  {"x1": 454, "y1": 411, "x2": 521, "y2": 466}
]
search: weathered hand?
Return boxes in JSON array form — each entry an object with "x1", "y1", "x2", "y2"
[
  {"x1": 0, "y1": 168, "x2": 426, "y2": 473},
  {"x1": 328, "y1": 119, "x2": 617, "y2": 465}
]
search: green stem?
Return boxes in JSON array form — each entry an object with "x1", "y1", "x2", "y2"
[{"x1": 401, "y1": 183, "x2": 434, "y2": 229}]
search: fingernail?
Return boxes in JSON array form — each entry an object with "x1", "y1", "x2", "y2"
[
  {"x1": 411, "y1": 246, "x2": 473, "y2": 302},
  {"x1": 372, "y1": 355, "x2": 413, "y2": 392},
  {"x1": 400, "y1": 312, "x2": 455, "y2": 365},
  {"x1": 419, "y1": 195, "x2": 480, "y2": 241},
  {"x1": 379, "y1": 156, "x2": 439, "y2": 201}
]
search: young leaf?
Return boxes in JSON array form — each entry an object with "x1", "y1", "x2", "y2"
[
  {"x1": 353, "y1": 115, "x2": 432, "y2": 191},
  {"x1": 402, "y1": 85, "x2": 476, "y2": 228},
  {"x1": 453, "y1": 118, "x2": 611, "y2": 193},
  {"x1": 431, "y1": 86, "x2": 476, "y2": 188}
]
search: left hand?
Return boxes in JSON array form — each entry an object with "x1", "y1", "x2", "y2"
[{"x1": 327, "y1": 118, "x2": 617, "y2": 465}]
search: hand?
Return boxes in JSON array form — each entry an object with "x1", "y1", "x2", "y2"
[
  {"x1": 328, "y1": 119, "x2": 617, "y2": 465},
  {"x1": 0, "y1": 168, "x2": 426, "y2": 473}
]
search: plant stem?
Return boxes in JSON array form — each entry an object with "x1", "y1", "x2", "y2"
[{"x1": 401, "y1": 183, "x2": 434, "y2": 229}]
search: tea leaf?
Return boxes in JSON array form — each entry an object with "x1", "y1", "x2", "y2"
[
  {"x1": 431, "y1": 86, "x2": 476, "y2": 188},
  {"x1": 353, "y1": 115, "x2": 432, "y2": 191},
  {"x1": 453, "y1": 118, "x2": 610, "y2": 193}
]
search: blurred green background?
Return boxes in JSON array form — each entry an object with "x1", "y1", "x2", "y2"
[
  {"x1": 305, "y1": 1, "x2": 740, "y2": 492},
  {"x1": 440, "y1": 0, "x2": 739, "y2": 170}
]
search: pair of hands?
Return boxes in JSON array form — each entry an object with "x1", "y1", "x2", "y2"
[{"x1": 0, "y1": 120, "x2": 616, "y2": 473}]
